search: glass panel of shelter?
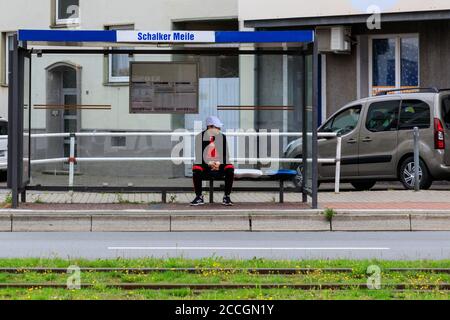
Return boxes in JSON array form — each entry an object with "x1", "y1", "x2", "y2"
[{"x1": 27, "y1": 49, "x2": 311, "y2": 204}]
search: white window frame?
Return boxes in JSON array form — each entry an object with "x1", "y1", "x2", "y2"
[
  {"x1": 55, "y1": 0, "x2": 80, "y2": 25},
  {"x1": 108, "y1": 49, "x2": 131, "y2": 83},
  {"x1": 4, "y1": 32, "x2": 16, "y2": 86},
  {"x1": 368, "y1": 33, "x2": 420, "y2": 96},
  {"x1": 107, "y1": 25, "x2": 134, "y2": 83}
]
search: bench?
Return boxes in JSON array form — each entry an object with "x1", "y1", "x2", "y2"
[{"x1": 205, "y1": 169, "x2": 298, "y2": 204}]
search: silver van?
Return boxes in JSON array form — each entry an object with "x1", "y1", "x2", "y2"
[{"x1": 284, "y1": 88, "x2": 450, "y2": 190}]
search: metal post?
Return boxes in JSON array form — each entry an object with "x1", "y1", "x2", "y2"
[
  {"x1": 279, "y1": 180, "x2": 284, "y2": 203},
  {"x1": 335, "y1": 136, "x2": 342, "y2": 194},
  {"x1": 68, "y1": 134, "x2": 75, "y2": 188},
  {"x1": 414, "y1": 127, "x2": 420, "y2": 192},
  {"x1": 209, "y1": 179, "x2": 214, "y2": 204},
  {"x1": 311, "y1": 37, "x2": 320, "y2": 209},
  {"x1": 8, "y1": 35, "x2": 23, "y2": 209},
  {"x1": 301, "y1": 54, "x2": 308, "y2": 204}
]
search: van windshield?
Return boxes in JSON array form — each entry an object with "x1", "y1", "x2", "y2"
[{"x1": 442, "y1": 95, "x2": 450, "y2": 129}]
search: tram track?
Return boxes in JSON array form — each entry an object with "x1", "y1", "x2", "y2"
[{"x1": 0, "y1": 267, "x2": 449, "y2": 274}]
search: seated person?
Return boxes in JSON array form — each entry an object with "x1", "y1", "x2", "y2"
[{"x1": 191, "y1": 116, "x2": 235, "y2": 206}]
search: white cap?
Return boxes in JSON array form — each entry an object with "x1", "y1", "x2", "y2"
[{"x1": 206, "y1": 116, "x2": 224, "y2": 129}]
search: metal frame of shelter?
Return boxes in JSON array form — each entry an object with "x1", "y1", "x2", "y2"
[{"x1": 7, "y1": 29, "x2": 320, "y2": 209}]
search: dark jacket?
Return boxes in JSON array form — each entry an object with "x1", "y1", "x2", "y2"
[{"x1": 194, "y1": 129, "x2": 231, "y2": 165}]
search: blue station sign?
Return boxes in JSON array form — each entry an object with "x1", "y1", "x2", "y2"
[{"x1": 18, "y1": 29, "x2": 315, "y2": 44}]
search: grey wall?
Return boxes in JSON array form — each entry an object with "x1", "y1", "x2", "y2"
[
  {"x1": 325, "y1": 51, "x2": 358, "y2": 116},
  {"x1": 419, "y1": 21, "x2": 450, "y2": 89}
]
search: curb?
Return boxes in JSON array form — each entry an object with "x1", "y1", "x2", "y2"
[
  {"x1": 332, "y1": 214, "x2": 411, "y2": 232},
  {"x1": 251, "y1": 215, "x2": 331, "y2": 232},
  {"x1": 12, "y1": 215, "x2": 91, "y2": 232},
  {"x1": 1, "y1": 210, "x2": 450, "y2": 232},
  {"x1": 171, "y1": 215, "x2": 250, "y2": 232},
  {"x1": 92, "y1": 215, "x2": 170, "y2": 232},
  {"x1": 411, "y1": 214, "x2": 450, "y2": 231}
]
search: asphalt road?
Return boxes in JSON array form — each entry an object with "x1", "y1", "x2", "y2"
[{"x1": 0, "y1": 232, "x2": 449, "y2": 260}]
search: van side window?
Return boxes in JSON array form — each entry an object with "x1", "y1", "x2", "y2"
[
  {"x1": 366, "y1": 100, "x2": 400, "y2": 132},
  {"x1": 399, "y1": 100, "x2": 431, "y2": 130},
  {"x1": 320, "y1": 106, "x2": 361, "y2": 135},
  {"x1": 442, "y1": 96, "x2": 450, "y2": 129}
]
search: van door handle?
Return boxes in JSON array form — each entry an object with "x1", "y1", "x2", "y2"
[
  {"x1": 347, "y1": 139, "x2": 357, "y2": 144},
  {"x1": 362, "y1": 137, "x2": 373, "y2": 143}
]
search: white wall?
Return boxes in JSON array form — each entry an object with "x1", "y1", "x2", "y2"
[
  {"x1": 0, "y1": 0, "x2": 237, "y2": 30},
  {"x1": 80, "y1": 0, "x2": 237, "y2": 29},
  {"x1": 239, "y1": 0, "x2": 450, "y2": 21},
  {"x1": 0, "y1": 0, "x2": 51, "y2": 30},
  {"x1": 0, "y1": 0, "x2": 52, "y2": 119}
]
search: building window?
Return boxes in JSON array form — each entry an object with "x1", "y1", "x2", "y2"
[
  {"x1": 370, "y1": 35, "x2": 419, "y2": 96},
  {"x1": 107, "y1": 25, "x2": 134, "y2": 83},
  {"x1": 3, "y1": 32, "x2": 15, "y2": 85},
  {"x1": 56, "y1": 0, "x2": 80, "y2": 25},
  {"x1": 401, "y1": 38, "x2": 419, "y2": 88},
  {"x1": 111, "y1": 136, "x2": 127, "y2": 148}
]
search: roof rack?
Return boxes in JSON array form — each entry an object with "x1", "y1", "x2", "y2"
[{"x1": 376, "y1": 87, "x2": 439, "y2": 96}]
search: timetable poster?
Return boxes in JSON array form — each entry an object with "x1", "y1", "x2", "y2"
[{"x1": 130, "y1": 62, "x2": 199, "y2": 114}]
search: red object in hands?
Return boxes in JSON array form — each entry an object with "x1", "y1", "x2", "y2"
[{"x1": 208, "y1": 136, "x2": 217, "y2": 158}]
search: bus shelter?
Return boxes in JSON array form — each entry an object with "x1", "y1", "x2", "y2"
[{"x1": 7, "y1": 29, "x2": 323, "y2": 209}]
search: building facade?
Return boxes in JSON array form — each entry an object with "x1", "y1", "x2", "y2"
[
  {"x1": 1, "y1": 0, "x2": 239, "y2": 120},
  {"x1": 1, "y1": 0, "x2": 311, "y2": 187},
  {"x1": 240, "y1": 0, "x2": 450, "y2": 120},
  {"x1": 0, "y1": 0, "x2": 240, "y2": 185}
]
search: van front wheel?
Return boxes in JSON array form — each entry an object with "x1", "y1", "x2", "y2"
[
  {"x1": 293, "y1": 164, "x2": 304, "y2": 190},
  {"x1": 399, "y1": 157, "x2": 433, "y2": 190},
  {"x1": 292, "y1": 164, "x2": 320, "y2": 190}
]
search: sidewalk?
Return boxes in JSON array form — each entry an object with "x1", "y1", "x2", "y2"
[
  {"x1": 2, "y1": 188, "x2": 450, "y2": 210},
  {"x1": 1, "y1": 188, "x2": 450, "y2": 232}
]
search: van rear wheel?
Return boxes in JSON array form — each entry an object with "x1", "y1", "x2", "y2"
[
  {"x1": 399, "y1": 157, "x2": 433, "y2": 190},
  {"x1": 351, "y1": 181, "x2": 376, "y2": 191}
]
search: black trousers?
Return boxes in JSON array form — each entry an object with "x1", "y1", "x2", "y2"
[{"x1": 192, "y1": 164, "x2": 235, "y2": 197}]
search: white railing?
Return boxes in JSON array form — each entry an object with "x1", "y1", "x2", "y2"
[{"x1": 7, "y1": 131, "x2": 343, "y2": 193}]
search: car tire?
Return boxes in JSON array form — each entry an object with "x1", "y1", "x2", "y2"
[
  {"x1": 351, "y1": 181, "x2": 376, "y2": 191},
  {"x1": 399, "y1": 157, "x2": 433, "y2": 190},
  {"x1": 292, "y1": 164, "x2": 321, "y2": 191}
]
